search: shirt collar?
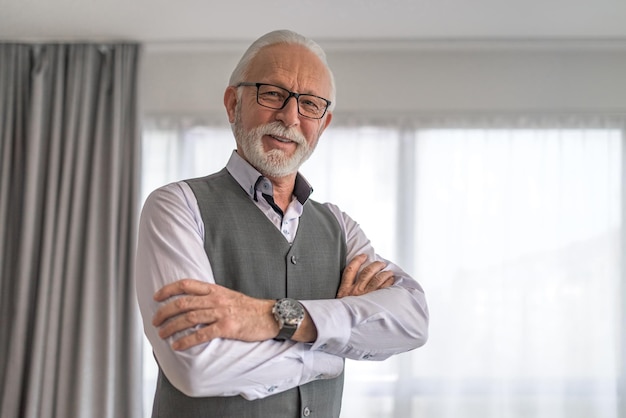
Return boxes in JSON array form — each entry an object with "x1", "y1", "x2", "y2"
[{"x1": 225, "y1": 150, "x2": 314, "y2": 204}]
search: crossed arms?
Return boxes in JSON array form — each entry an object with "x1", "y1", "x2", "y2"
[{"x1": 135, "y1": 182, "x2": 429, "y2": 399}]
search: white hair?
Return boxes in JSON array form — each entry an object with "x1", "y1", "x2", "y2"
[{"x1": 229, "y1": 29, "x2": 336, "y2": 111}]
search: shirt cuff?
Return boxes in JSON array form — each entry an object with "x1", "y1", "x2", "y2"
[
  {"x1": 300, "y1": 299, "x2": 351, "y2": 354},
  {"x1": 300, "y1": 347, "x2": 344, "y2": 385}
]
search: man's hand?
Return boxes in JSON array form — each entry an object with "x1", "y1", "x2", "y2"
[
  {"x1": 336, "y1": 254, "x2": 395, "y2": 298},
  {"x1": 152, "y1": 279, "x2": 277, "y2": 351}
]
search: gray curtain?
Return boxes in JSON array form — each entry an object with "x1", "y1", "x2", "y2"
[{"x1": 0, "y1": 43, "x2": 142, "y2": 418}]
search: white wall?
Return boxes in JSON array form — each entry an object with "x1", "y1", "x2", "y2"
[{"x1": 140, "y1": 43, "x2": 626, "y2": 120}]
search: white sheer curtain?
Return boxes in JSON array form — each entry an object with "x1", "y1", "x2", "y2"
[
  {"x1": 409, "y1": 120, "x2": 622, "y2": 418},
  {"x1": 140, "y1": 114, "x2": 624, "y2": 418}
]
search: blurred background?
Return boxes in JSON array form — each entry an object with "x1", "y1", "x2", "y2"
[{"x1": 1, "y1": 1, "x2": 625, "y2": 417}]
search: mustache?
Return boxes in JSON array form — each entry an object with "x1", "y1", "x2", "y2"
[{"x1": 254, "y1": 122, "x2": 306, "y2": 145}]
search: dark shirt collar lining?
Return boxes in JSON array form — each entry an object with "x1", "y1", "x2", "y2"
[{"x1": 227, "y1": 151, "x2": 313, "y2": 205}]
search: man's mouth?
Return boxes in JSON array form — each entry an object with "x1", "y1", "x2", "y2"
[{"x1": 269, "y1": 135, "x2": 295, "y2": 144}]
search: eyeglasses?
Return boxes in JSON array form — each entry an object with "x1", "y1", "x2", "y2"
[{"x1": 237, "y1": 82, "x2": 331, "y2": 119}]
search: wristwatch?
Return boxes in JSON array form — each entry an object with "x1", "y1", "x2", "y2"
[{"x1": 272, "y1": 298, "x2": 305, "y2": 340}]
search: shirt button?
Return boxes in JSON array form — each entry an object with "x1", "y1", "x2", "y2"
[
  {"x1": 291, "y1": 255, "x2": 297, "y2": 264},
  {"x1": 268, "y1": 385, "x2": 277, "y2": 393},
  {"x1": 303, "y1": 407, "x2": 311, "y2": 416},
  {"x1": 363, "y1": 354, "x2": 373, "y2": 360}
]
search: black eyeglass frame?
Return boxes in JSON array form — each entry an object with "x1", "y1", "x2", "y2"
[{"x1": 236, "y1": 82, "x2": 332, "y2": 119}]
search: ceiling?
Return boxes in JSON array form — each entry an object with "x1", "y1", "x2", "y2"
[{"x1": 2, "y1": 0, "x2": 626, "y2": 48}]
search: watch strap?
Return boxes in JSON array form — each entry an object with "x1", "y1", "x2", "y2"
[{"x1": 275, "y1": 322, "x2": 298, "y2": 340}]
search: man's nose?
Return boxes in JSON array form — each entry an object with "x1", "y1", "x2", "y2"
[{"x1": 275, "y1": 96, "x2": 300, "y2": 127}]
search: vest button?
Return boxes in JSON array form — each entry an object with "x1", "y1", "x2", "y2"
[
  {"x1": 303, "y1": 406, "x2": 311, "y2": 416},
  {"x1": 291, "y1": 255, "x2": 297, "y2": 264}
]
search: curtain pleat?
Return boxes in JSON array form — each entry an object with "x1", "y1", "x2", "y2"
[{"x1": 0, "y1": 43, "x2": 142, "y2": 418}]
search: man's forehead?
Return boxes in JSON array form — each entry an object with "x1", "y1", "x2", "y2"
[{"x1": 247, "y1": 44, "x2": 331, "y2": 92}]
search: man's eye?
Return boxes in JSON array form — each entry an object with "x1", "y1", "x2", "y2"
[
  {"x1": 262, "y1": 90, "x2": 285, "y2": 100},
  {"x1": 301, "y1": 99, "x2": 320, "y2": 109}
]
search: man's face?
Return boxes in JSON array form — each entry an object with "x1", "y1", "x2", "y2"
[{"x1": 225, "y1": 44, "x2": 333, "y2": 179}]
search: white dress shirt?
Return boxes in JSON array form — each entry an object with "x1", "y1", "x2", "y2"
[{"x1": 135, "y1": 151, "x2": 429, "y2": 400}]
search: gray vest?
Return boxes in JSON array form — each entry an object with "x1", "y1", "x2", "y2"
[{"x1": 152, "y1": 169, "x2": 347, "y2": 418}]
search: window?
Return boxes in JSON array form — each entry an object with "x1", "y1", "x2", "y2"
[
  {"x1": 140, "y1": 116, "x2": 623, "y2": 418},
  {"x1": 409, "y1": 128, "x2": 621, "y2": 418}
]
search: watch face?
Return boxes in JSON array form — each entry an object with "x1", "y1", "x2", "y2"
[{"x1": 276, "y1": 299, "x2": 304, "y2": 325}]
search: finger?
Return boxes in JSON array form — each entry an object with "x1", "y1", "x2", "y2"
[
  {"x1": 171, "y1": 324, "x2": 222, "y2": 351},
  {"x1": 364, "y1": 270, "x2": 395, "y2": 292},
  {"x1": 157, "y1": 308, "x2": 216, "y2": 339},
  {"x1": 381, "y1": 276, "x2": 395, "y2": 289},
  {"x1": 152, "y1": 295, "x2": 209, "y2": 327},
  {"x1": 354, "y1": 261, "x2": 387, "y2": 293},
  {"x1": 153, "y1": 278, "x2": 212, "y2": 302},
  {"x1": 336, "y1": 254, "x2": 368, "y2": 297},
  {"x1": 357, "y1": 261, "x2": 387, "y2": 281}
]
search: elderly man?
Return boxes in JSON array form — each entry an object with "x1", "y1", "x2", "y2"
[{"x1": 136, "y1": 29, "x2": 429, "y2": 418}]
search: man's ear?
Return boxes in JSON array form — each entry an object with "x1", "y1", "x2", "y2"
[
  {"x1": 224, "y1": 86, "x2": 238, "y2": 123},
  {"x1": 319, "y1": 111, "x2": 333, "y2": 135}
]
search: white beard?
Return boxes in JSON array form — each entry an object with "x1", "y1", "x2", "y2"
[{"x1": 233, "y1": 111, "x2": 316, "y2": 178}]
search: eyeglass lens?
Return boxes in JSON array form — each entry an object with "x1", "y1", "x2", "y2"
[{"x1": 256, "y1": 84, "x2": 328, "y2": 118}]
